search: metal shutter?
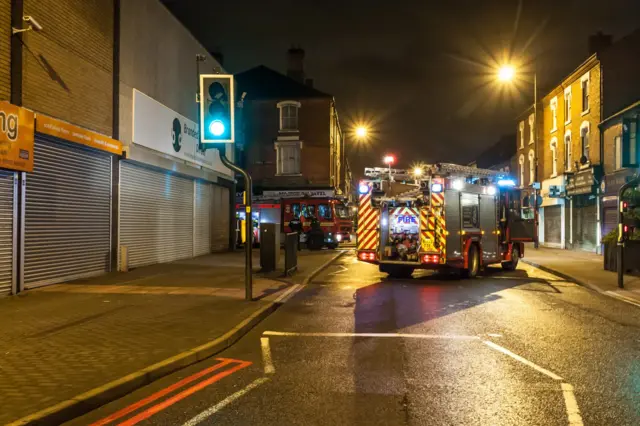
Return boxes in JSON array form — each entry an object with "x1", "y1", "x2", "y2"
[
  {"x1": 544, "y1": 205, "x2": 562, "y2": 245},
  {"x1": 24, "y1": 137, "x2": 112, "y2": 288},
  {"x1": 0, "y1": 171, "x2": 16, "y2": 295},
  {"x1": 194, "y1": 180, "x2": 213, "y2": 256},
  {"x1": 120, "y1": 162, "x2": 193, "y2": 268},
  {"x1": 603, "y1": 207, "x2": 618, "y2": 239},
  {"x1": 211, "y1": 185, "x2": 229, "y2": 252},
  {"x1": 573, "y1": 203, "x2": 598, "y2": 251}
]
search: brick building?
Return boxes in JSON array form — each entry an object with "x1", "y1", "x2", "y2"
[{"x1": 235, "y1": 49, "x2": 344, "y2": 199}]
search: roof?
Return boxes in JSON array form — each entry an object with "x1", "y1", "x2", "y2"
[{"x1": 235, "y1": 65, "x2": 332, "y2": 101}]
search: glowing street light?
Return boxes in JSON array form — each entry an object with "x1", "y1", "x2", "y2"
[
  {"x1": 497, "y1": 65, "x2": 516, "y2": 82},
  {"x1": 413, "y1": 167, "x2": 423, "y2": 177},
  {"x1": 383, "y1": 155, "x2": 395, "y2": 165},
  {"x1": 355, "y1": 126, "x2": 368, "y2": 139}
]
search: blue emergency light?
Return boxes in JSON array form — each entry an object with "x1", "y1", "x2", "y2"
[
  {"x1": 431, "y1": 183, "x2": 443, "y2": 193},
  {"x1": 497, "y1": 178, "x2": 516, "y2": 187},
  {"x1": 358, "y1": 183, "x2": 370, "y2": 194}
]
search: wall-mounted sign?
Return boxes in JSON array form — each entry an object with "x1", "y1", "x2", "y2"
[
  {"x1": 132, "y1": 89, "x2": 231, "y2": 177},
  {"x1": 566, "y1": 167, "x2": 602, "y2": 196},
  {"x1": 0, "y1": 101, "x2": 34, "y2": 172},
  {"x1": 261, "y1": 189, "x2": 335, "y2": 199},
  {"x1": 36, "y1": 114, "x2": 122, "y2": 155}
]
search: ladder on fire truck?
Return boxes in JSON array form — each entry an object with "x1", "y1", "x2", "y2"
[{"x1": 364, "y1": 163, "x2": 500, "y2": 181}]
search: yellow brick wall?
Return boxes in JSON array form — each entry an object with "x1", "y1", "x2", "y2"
[
  {"x1": 21, "y1": 0, "x2": 113, "y2": 135},
  {"x1": 539, "y1": 62, "x2": 601, "y2": 180},
  {"x1": 0, "y1": 0, "x2": 10, "y2": 101}
]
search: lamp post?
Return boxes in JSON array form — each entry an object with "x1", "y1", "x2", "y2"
[
  {"x1": 498, "y1": 65, "x2": 539, "y2": 248},
  {"x1": 383, "y1": 155, "x2": 395, "y2": 180}
]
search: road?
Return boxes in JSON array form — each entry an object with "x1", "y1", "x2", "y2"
[{"x1": 68, "y1": 251, "x2": 640, "y2": 425}]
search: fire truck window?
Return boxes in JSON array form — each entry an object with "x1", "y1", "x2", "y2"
[
  {"x1": 318, "y1": 204, "x2": 332, "y2": 220},
  {"x1": 335, "y1": 204, "x2": 350, "y2": 219},
  {"x1": 302, "y1": 204, "x2": 316, "y2": 218},
  {"x1": 292, "y1": 203, "x2": 301, "y2": 217}
]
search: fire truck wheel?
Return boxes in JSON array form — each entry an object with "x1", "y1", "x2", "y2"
[
  {"x1": 501, "y1": 245, "x2": 520, "y2": 271},
  {"x1": 326, "y1": 243, "x2": 338, "y2": 250},
  {"x1": 462, "y1": 244, "x2": 480, "y2": 278}
]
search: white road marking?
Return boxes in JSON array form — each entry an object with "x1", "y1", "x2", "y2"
[
  {"x1": 561, "y1": 383, "x2": 584, "y2": 425},
  {"x1": 181, "y1": 377, "x2": 269, "y2": 426},
  {"x1": 328, "y1": 265, "x2": 349, "y2": 275},
  {"x1": 262, "y1": 331, "x2": 480, "y2": 340},
  {"x1": 605, "y1": 291, "x2": 640, "y2": 308},
  {"x1": 482, "y1": 340, "x2": 563, "y2": 381},
  {"x1": 260, "y1": 337, "x2": 275, "y2": 374},
  {"x1": 487, "y1": 333, "x2": 502, "y2": 338}
]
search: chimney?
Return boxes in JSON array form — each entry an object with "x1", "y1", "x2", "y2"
[
  {"x1": 287, "y1": 47, "x2": 305, "y2": 83},
  {"x1": 588, "y1": 31, "x2": 612, "y2": 55},
  {"x1": 305, "y1": 78, "x2": 314, "y2": 88}
]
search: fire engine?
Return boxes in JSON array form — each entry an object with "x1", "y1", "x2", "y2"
[
  {"x1": 356, "y1": 163, "x2": 536, "y2": 278},
  {"x1": 282, "y1": 198, "x2": 353, "y2": 249}
]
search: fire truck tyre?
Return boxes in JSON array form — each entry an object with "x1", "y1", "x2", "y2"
[
  {"x1": 462, "y1": 244, "x2": 480, "y2": 278},
  {"x1": 502, "y1": 245, "x2": 520, "y2": 271},
  {"x1": 327, "y1": 243, "x2": 338, "y2": 250}
]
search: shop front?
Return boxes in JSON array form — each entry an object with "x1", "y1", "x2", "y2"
[
  {"x1": 539, "y1": 175, "x2": 566, "y2": 248},
  {"x1": 120, "y1": 90, "x2": 232, "y2": 270},
  {"x1": 22, "y1": 115, "x2": 122, "y2": 289},
  {"x1": 0, "y1": 102, "x2": 34, "y2": 295},
  {"x1": 565, "y1": 167, "x2": 602, "y2": 252},
  {"x1": 601, "y1": 168, "x2": 636, "y2": 239}
]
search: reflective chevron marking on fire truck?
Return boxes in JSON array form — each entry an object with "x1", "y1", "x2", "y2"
[
  {"x1": 357, "y1": 190, "x2": 379, "y2": 251},
  {"x1": 422, "y1": 192, "x2": 447, "y2": 263}
]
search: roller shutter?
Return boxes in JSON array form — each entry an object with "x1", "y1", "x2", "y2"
[
  {"x1": 603, "y1": 207, "x2": 618, "y2": 239},
  {"x1": 24, "y1": 137, "x2": 112, "y2": 288},
  {"x1": 572, "y1": 202, "x2": 598, "y2": 252},
  {"x1": 120, "y1": 162, "x2": 193, "y2": 268},
  {"x1": 543, "y1": 205, "x2": 562, "y2": 245},
  {"x1": 211, "y1": 185, "x2": 229, "y2": 252},
  {"x1": 0, "y1": 171, "x2": 16, "y2": 295},
  {"x1": 194, "y1": 180, "x2": 213, "y2": 256}
]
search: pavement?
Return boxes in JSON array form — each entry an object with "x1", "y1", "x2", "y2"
[
  {"x1": 66, "y1": 253, "x2": 640, "y2": 426},
  {"x1": 522, "y1": 244, "x2": 640, "y2": 306},
  {"x1": 0, "y1": 248, "x2": 344, "y2": 426}
]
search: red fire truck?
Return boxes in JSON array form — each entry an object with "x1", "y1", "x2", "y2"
[
  {"x1": 356, "y1": 163, "x2": 536, "y2": 278},
  {"x1": 282, "y1": 198, "x2": 353, "y2": 249}
]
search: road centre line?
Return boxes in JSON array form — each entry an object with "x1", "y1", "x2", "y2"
[
  {"x1": 260, "y1": 337, "x2": 275, "y2": 374},
  {"x1": 89, "y1": 358, "x2": 237, "y2": 426},
  {"x1": 181, "y1": 377, "x2": 270, "y2": 426},
  {"x1": 115, "y1": 360, "x2": 251, "y2": 426},
  {"x1": 262, "y1": 331, "x2": 480, "y2": 340},
  {"x1": 561, "y1": 383, "x2": 584, "y2": 425},
  {"x1": 482, "y1": 340, "x2": 563, "y2": 381}
]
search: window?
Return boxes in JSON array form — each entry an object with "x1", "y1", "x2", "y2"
[
  {"x1": 518, "y1": 154, "x2": 525, "y2": 186},
  {"x1": 291, "y1": 203, "x2": 301, "y2": 218},
  {"x1": 528, "y1": 150, "x2": 535, "y2": 183},
  {"x1": 631, "y1": 121, "x2": 638, "y2": 165},
  {"x1": 614, "y1": 136, "x2": 622, "y2": 170},
  {"x1": 550, "y1": 97, "x2": 558, "y2": 132},
  {"x1": 277, "y1": 101, "x2": 301, "y2": 131},
  {"x1": 550, "y1": 137, "x2": 558, "y2": 177},
  {"x1": 519, "y1": 121, "x2": 525, "y2": 148},
  {"x1": 275, "y1": 141, "x2": 301, "y2": 175},
  {"x1": 580, "y1": 121, "x2": 590, "y2": 164},
  {"x1": 564, "y1": 130, "x2": 572, "y2": 171},
  {"x1": 528, "y1": 114, "x2": 535, "y2": 145},
  {"x1": 564, "y1": 87, "x2": 572, "y2": 124},
  {"x1": 581, "y1": 73, "x2": 590, "y2": 114},
  {"x1": 318, "y1": 204, "x2": 332, "y2": 220}
]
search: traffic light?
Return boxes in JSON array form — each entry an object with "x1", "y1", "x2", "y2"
[
  {"x1": 199, "y1": 74, "x2": 235, "y2": 143},
  {"x1": 621, "y1": 201, "x2": 629, "y2": 213}
]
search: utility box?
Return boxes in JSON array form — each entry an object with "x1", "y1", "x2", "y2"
[{"x1": 260, "y1": 223, "x2": 281, "y2": 272}]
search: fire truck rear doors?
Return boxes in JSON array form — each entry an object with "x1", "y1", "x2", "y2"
[{"x1": 505, "y1": 189, "x2": 536, "y2": 242}]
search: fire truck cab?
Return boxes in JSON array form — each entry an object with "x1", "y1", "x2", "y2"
[
  {"x1": 282, "y1": 198, "x2": 353, "y2": 249},
  {"x1": 356, "y1": 163, "x2": 536, "y2": 278}
]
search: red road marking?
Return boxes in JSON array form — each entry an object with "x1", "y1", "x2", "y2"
[
  {"x1": 116, "y1": 359, "x2": 252, "y2": 426},
  {"x1": 90, "y1": 358, "x2": 248, "y2": 426}
]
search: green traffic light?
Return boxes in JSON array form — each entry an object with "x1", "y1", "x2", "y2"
[{"x1": 209, "y1": 120, "x2": 225, "y2": 136}]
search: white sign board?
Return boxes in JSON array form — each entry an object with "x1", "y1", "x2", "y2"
[
  {"x1": 261, "y1": 189, "x2": 335, "y2": 199},
  {"x1": 132, "y1": 89, "x2": 231, "y2": 177}
]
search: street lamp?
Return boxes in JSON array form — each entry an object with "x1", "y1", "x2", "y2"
[
  {"x1": 497, "y1": 63, "x2": 539, "y2": 248},
  {"x1": 383, "y1": 155, "x2": 395, "y2": 180},
  {"x1": 355, "y1": 126, "x2": 368, "y2": 139}
]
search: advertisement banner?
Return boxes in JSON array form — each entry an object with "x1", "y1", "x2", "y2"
[
  {"x1": 0, "y1": 101, "x2": 34, "y2": 172},
  {"x1": 36, "y1": 115, "x2": 122, "y2": 155},
  {"x1": 132, "y1": 90, "x2": 231, "y2": 177}
]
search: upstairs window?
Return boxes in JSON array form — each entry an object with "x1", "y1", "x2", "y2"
[
  {"x1": 614, "y1": 136, "x2": 622, "y2": 170},
  {"x1": 581, "y1": 73, "x2": 590, "y2": 113},
  {"x1": 519, "y1": 121, "x2": 525, "y2": 148},
  {"x1": 276, "y1": 142, "x2": 301, "y2": 175},
  {"x1": 528, "y1": 149, "x2": 535, "y2": 183},
  {"x1": 580, "y1": 121, "x2": 590, "y2": 164},
  {"x1": 550, "y1": 97, "x2": 558, "y2": 132},
  {"x1": 528, "y1": 114, "x2": 535, "y2": 145},
  {"x1": 564, "y1": 130, "x2": 572, "y2": 171},
  {"x1": 564, "y1": 87, "x2": 572, "y2": 124},
  {"x1": 277, "y1": 101, "x2": 301, "y2": 131},
  {"x1": 550, "y1": 138, "x2": 558, "y2": 177}
]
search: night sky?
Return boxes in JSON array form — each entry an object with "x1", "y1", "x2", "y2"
[{"x1": 162, "y1": 0, "x2": 640, "y2": 174}]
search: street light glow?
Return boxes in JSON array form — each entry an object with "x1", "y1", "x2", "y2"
[
  {"x1": 355, "y1": 126, "x2": 368, "y2": 139},
  {"x1": 498, "y1": 65, "x2": 516, "y2": 82},
  {"x1": 383, "y1": 155, "x2": 395, "y2": 165},
  {"x1": 413, "y1": 167, "x2": 423, "y2": 177}
]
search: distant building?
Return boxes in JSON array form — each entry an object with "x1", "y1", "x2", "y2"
[{"x1": 235, "y1": 48, "x2": 345, "y2": 199}]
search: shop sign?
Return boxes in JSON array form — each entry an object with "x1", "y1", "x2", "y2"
[
  {"x1": 132, "y1": 89, "x2": 231, "y2": 177},
  {"x1": 36, "y1": 114, "x2": 122, "y2": 155},
  {"x1": 603, "y1": 168, "x2": 635, "y2": 196},
  {"x1": 261, "y1": 189, "x2": 335, "y2": 199},
  {"x1": 0, "y1": 101, "x2": 34, "y2": 172},
  {"x1": 566, "y1": 167, "x2": 601, "y2": 196}
]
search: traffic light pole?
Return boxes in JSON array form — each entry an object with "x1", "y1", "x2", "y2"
[{"x1": 219, "y1": 150, "x2": 253, "y2": 301}]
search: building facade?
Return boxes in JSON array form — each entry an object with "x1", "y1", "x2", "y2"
[{"x1": 235, "y1": 50, "x2": 344, "y2": 199}]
